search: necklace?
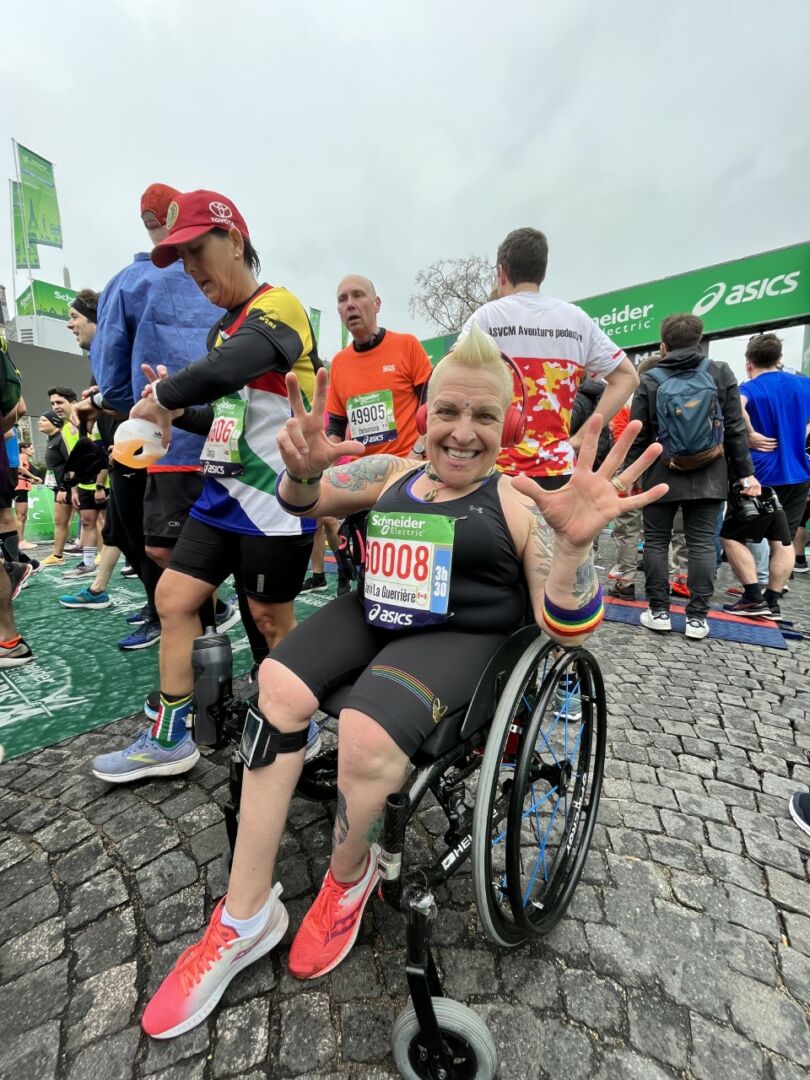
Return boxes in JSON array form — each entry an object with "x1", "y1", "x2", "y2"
[{"x1": 423, "y1": 462, "x2": 495, "y2": 502}]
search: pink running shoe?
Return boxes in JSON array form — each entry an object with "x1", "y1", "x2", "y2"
[
  {"x1": 288, "y1": 846, "x2": 380, "y2": 979},
  {"x1": 142, "y1": 885, "x2": 287, "y2": 1039}
]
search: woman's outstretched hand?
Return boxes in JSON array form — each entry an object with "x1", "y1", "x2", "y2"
[
  {"x1": 278, "y1": 368, "x2": 366, "y2": 478},
  {"x1": 512, "y1": 413, "x2": 669, "y2": 550}
]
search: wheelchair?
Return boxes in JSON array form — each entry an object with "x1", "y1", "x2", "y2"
[{"x1": 191, "y1": 619, "x2": 607, "y2": 1080}]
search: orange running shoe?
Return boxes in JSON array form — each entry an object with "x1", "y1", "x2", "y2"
[
  {"x1": 142, "y1": 885, "x2": 287, "y2": 1039},
  {"x1": 289, "y1": 846, "x2": 380, "y2": 979}
]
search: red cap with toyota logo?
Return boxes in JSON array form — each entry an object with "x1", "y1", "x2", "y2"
[{"x1": 151, "y1": 190, "x2": 250, "y2": 268}]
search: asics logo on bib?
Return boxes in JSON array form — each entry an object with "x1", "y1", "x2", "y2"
[
  {"x1": 692, "y1": 272, "x2": 800, "y2": 317},
  {"x1": 368, "y1": 604, "x2": 414, "y2": 627},
  {"x1": 204, "y1": 463, "x2": 227, "y2": 475}
]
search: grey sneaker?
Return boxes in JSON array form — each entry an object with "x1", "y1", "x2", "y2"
[
  {"x1": 0, "y1": 637, "x2": 34, "y2": 668},
  {"x1": 91, "y1": 730, "x2": 200, "y2": 784},
  {"x1": 305, "y1": 718, "x2": 322, "y2": 760}
]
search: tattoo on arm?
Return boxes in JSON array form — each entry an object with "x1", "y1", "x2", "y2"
[
  {"x1": 334, "y1": 788, "x2": 349, "y2": 846},
  {"x1": 573, "y1": 555, "x2": 599, "y2": 605},
  {"x1": 528, "y1": 505, "x2": 554, "y2": 580},
  {"x1": 327, "y1": 456, "x2": 395, "y2": 492}
]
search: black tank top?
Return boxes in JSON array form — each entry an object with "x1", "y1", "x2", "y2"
[{"x1": 368, "y1": 467, "x2": 526, "y2": 633}]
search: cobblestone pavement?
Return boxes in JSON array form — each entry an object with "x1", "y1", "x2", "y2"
[{"x1": 1, "y1": 560, "x2": 808, "y2": 1079}]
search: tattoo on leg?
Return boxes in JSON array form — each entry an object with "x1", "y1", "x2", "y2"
[
  {"x1": 365, "y1": 817, "x2": 383, "y2": 845},
  {"x1": 334, "y1": 788, "x2": 349, "y2": 845}
]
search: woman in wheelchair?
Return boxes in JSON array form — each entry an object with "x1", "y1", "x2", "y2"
[{"x1": 143, "y1": 324, "x2": 666, "y2": 1041}]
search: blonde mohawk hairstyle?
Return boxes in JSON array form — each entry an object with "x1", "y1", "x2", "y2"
[{"x1": 428, "y1": 322, "x2": 513, "y2": 410}]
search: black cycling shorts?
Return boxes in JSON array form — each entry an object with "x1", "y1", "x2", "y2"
[
  {"x1": 143, "y1": 471, "x2": 204, "y2": 548},
  {"x1": 720, "y1": 507, "x2": 791, "y2": 546},
  {"x1": 169, "y1": 515, "x2": 313, "y2": 602},
  {"x1": 270, "y1": 591, "x2": 507, "y2": 759},
  {"x1": 13, "y1": 489, "x2": 28, "y2": 503},
  {"x1": 76, "y1": 487, "x2": 107, "y2": 512},
  {"x1": 0, "y1": 468, "x2": 17, "y2": 510},
  {"x1": 772, "y1": 481, "x2": 810, "y2": 538}
]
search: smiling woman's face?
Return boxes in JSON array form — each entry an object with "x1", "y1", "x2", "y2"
[
  {"x1": 174, "y1": 228, "x2": 248, "y2": 309},
  {"x1": 424, "y1": 366, "x2": 506, "y2": 487}
]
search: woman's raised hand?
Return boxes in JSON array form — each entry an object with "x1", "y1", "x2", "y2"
[
  {"x1": 279, "y1": 368, "x2": 366, "y2": 478},
  {"x1": 512, "y1": 413, "x2": 669, "y2": 550}
]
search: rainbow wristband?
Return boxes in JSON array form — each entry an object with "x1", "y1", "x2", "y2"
[{"x1": 543, "y1": 585, "x2": 604, "y2": 637}]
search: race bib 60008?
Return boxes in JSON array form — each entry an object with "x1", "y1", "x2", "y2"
[{"x1": 364, "y1": 511, "x2": 454, "y2": 630}]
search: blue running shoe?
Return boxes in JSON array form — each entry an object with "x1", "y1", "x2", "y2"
[
  {"x1": 305, "y1": 717, "x2": 322, "y2": 761},
  {"x1": 118, "y1": 620, "x2": 162, "y2": 651},
  {"x1": 91, "y1": 729, "x2": 200, "y2": 784},
  {"x1": 125, "y1": 604, "x2": 152, "y2": 626},
  {"x1": 215, "y1": 597, "x2": 241, "y2": 634},
  {"x1": 553, "y1": 675, "x2": 582, "y2": 721},
  {"x1": 59, "y1": 586, "x2": 111, "y2": 609}
]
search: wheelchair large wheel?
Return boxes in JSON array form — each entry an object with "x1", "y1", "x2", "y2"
[
  {"x1": 471, "y1": 636, "x2": 558, "y2": 948},
  {"x1": 391, "y1": 999, "x2": 497, "y2": 1080},
  {"x1": 505, "y1": 647, "x2": 606, "y2": 936}
]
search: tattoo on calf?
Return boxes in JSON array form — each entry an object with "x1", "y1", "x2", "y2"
[
  {"x1": 365, "y1": 818, "x2": 383, "y2": 845},
  {"x1": 334, "y1": 788, "x2": 349, "y2": 845}
]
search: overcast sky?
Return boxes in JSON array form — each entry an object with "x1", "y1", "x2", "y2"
[{"x1": 2, "y1": 0, "x2": 808, "y2": 378}]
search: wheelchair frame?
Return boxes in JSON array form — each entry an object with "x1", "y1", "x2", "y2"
[{"x1": 191, "y1": 624, "x2": 607, "y2": 1080}]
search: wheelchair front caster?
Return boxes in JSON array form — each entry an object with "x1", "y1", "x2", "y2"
[{"x1": 391, "y1": 998, "x2": 497, "y2": 1080}]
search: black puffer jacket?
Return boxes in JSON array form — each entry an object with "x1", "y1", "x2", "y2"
[
  {"x1": 571, "y1": 379, "x2": 613, "y2": 469},
  {"x1": 627, "y1": 347, "x2": 753, "y2": 502}
]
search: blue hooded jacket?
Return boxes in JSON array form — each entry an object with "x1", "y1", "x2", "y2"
[{"x1": 92, "y1": 254, "x2": 223, "y2": 468}]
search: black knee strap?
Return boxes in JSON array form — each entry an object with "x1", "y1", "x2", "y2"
[{"x1": 239, "y1": 702, "x2": 310, "y2": 770}]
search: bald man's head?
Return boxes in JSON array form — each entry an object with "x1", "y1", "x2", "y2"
[{"x1": 337, "y1": 274, "x2": 381, "y2": 344}]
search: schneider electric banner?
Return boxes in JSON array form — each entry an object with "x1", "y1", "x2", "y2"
[
  {"x1": 577, "y1": 243, "x2": 810, "y2": 349},
  {"x1": 17, "y1": 280, "x2": 77, "y2": 321},
  {"x1": 16, "y1": 143, "x2": 63, "y2": 248}
]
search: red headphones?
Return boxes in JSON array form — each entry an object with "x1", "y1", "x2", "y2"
[{"x1": 416, "y1": 349, "x2": 528, "y2": 448}]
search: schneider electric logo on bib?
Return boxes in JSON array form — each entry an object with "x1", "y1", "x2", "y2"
[{"x1": 692, "y1": 271, "x2": 800, "y2": 317}]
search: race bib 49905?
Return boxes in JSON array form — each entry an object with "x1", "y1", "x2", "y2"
[
  {"x1": 364, "y1": 511, "x2": 455, "y2": 629},
  {"x1": 347, "y1": 389, "x2": 397, "y2": 446}
]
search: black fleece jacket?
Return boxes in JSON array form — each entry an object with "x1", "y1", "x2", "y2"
[{"x1": 627, "y1": 347, "x2": 753, "y2": 502}]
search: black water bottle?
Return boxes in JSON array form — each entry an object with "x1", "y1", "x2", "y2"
[{"x1": 191, "y1": 629, "x2": 233, "y2": 746}]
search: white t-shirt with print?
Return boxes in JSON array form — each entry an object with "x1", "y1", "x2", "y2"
[{"x1": 461, "y1": 291, "x2": 626, "y2": 477}]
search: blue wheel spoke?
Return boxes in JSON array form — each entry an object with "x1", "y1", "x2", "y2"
[{"x1": 523, "y1": 794, "x2": 561, "y2": 904}]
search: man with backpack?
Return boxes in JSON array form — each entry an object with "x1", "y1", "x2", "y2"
[{"x1": 627, "y1": 313, "x2": 757, "y2": 640}]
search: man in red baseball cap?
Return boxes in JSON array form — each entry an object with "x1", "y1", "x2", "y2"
[
  {"x1": 140, "y1": 183, "x2": 181, "y2": 231},
  {"x1": 151, "y1": 190, "x2": 250, "y2": 269}
]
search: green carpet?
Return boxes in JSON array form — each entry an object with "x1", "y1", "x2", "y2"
[{"x1": 0, "y1": 555, "x2": 338, "y2": 760}]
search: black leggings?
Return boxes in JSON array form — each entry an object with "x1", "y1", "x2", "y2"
[{"x1": 270, "y1": 592, "x2": 507, "y2": 759}]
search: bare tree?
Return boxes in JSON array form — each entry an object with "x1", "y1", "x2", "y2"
[{"x1": 409, "y1": 255, "x2": 494, "y2": 333}]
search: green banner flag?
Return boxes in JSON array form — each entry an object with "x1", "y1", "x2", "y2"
[
  {"x1": 309, "y1": 307, "x2": 321, "y2": 348},
  {"x1": 17, "y1": 280, "x2": 77, "y2": 321},
  {"x1": 11, "y1": 181, "x2": 39, "y2": 269},
  {"x1": 16, "y1": 143, "x2": 62, "y2": 248},
  {"x1": 341, "y1": 323, "x2": 350, "y2": 349}
]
